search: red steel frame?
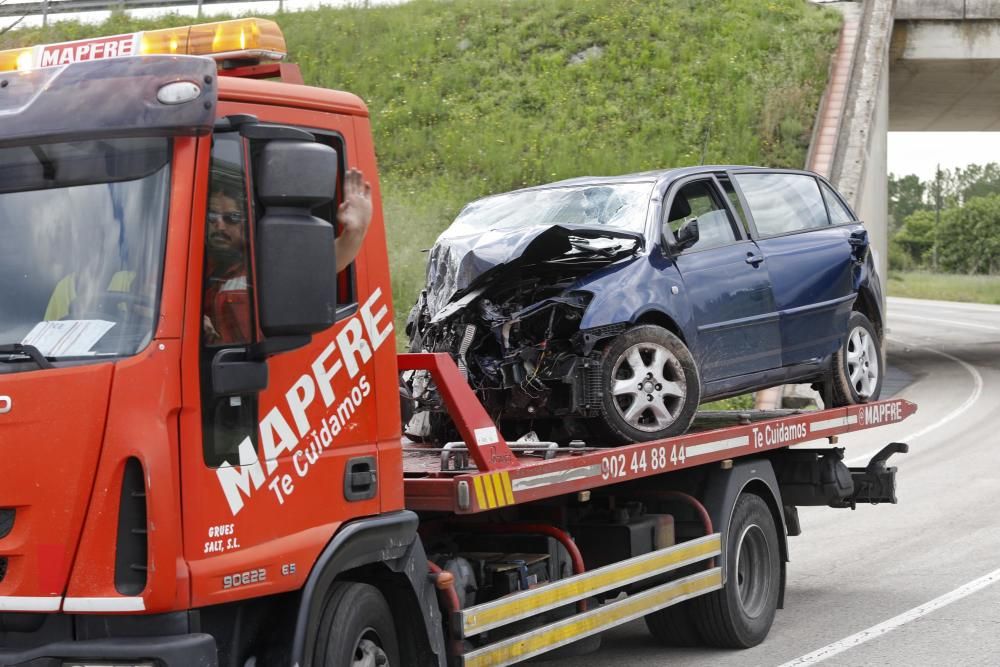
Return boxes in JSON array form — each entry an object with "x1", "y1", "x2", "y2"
[{"x1": 400, "y1": 353, "x2": 918, "y2": 514}]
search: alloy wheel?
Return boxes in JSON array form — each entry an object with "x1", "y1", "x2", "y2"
[
  {"x1": 610, "y1": 342, "x2": 686, "y2": 432},
  {"x1": 846, "y1": 325, "x2": 879, "y2": 398}
]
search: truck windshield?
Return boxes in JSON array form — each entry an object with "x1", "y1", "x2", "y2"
[
  {"x1": 0, "y1": 137, "x2": 170, "y2": 360},
  {"x1": 441, "y1": 182, "x2": 653, "y2": 239}
]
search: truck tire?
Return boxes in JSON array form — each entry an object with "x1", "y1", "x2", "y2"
[
  {"x1": 644, "y1": 600, "x2": 702, "y2": 646},
  {"x1": 314, "y1": 581, "x2": 400, "y2": 667},
  {"x1": 597, "y1": 325, "x2": 701, "y2": 444},
  {"x1": 691, "y1": 493, "x2": 780, "y2": 648},
  {"x1": 831, "y1": 311, "x2": 883, "y2": 406}
]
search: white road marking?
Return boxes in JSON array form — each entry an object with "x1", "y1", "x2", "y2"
[
  {"x1": 889, "y1": 296, "x2": 1000, "y2": 314},
  {"x1": 891, "y1": 312, "x2": 1000, "y2": 332},
  {"x1": 779, "y1": 566, "x2": 1000, "y2": 666},
  {"x1": 845, "y1": 336, "x2": 984, "y2": 466}
]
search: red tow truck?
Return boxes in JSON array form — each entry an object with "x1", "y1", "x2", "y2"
[{"x1": 0, "y1": 19, "x2": 914, "y2": 667}]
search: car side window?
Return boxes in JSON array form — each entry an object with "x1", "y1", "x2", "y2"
[
  {"x1": 819, "y1": 181, "x2": 854, "y2": 225},
  {"x1": 734, "y1": 173, "x2": 829, "y2": 237},
  {"x1": 665, "y1": 180, "x2": 740, "y2": 253}
]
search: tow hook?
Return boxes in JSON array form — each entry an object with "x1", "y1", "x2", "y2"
[{"x1": 832, "y1": 442, "x2": 909, "y2": 509}]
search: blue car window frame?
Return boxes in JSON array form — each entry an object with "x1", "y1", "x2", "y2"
[
  {"x1": 661, "y1": 174, "x2": 748, "y2": 256},
  {"x1": 727, "y1": 169, "x2": 858, "y2": 241}
]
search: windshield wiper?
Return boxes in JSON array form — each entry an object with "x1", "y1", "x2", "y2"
[{"x1": 0, "y1": 343, "x2": 54, "y2": 369}]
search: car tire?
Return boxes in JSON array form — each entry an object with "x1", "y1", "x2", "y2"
[
  {"x1": 596, "y1": 325, "x2": 701, "y2": 444},
  {"x1": 313, "y1": 582, "x2": 400, "y2": 667},
  {"x1": 690, "y1": 493, "x2": 780, "y2": 648},
  {"x1": 831, "y1": 311, "x2": 883, "y2": 406}
]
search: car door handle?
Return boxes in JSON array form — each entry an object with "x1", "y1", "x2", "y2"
[{"x1": 745, "y1": 252, "x2": 764, "y2": 266}]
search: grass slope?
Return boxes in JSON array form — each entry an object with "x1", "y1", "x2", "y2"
[{"x1": 3, "y1": 0, "x2": 840, "y2": 338}]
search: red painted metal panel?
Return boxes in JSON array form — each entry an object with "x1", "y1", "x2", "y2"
[
  {"x1": 403, "y1": 392, "x2": 917, "y2": 513},
  {"x1": 398, "y1": 353, "x2": 518, "y2": 472}
]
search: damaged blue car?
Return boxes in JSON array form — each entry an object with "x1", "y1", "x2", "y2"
[{"x1": 406, "y1": 167, "x2": 884, "y2": 444}]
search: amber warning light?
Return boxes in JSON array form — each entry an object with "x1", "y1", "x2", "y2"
[{"x1": 0, "y1": 17, "x2": 287, "y2": 73}]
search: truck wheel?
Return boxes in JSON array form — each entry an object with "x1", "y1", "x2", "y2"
[
  {"x1": 830, "y1": 311, "x2": 883, "y2": 406},
  {"x1": 691, "y1": 493, "x2": 780, "y2": 648},
  {"x1": 644, "y1": 600, "x2": 702, "y2": 646},
  {"x1": 314, "y1": 582, "x2": 400, "y2": 667},
  {"x1": 597, "y1": 325, "x2": 700, "y2": 444}
]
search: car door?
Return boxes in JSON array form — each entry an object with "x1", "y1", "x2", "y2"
[
  {"x1": 664, "y1": 175, "x2": 781, "y2": 383},
  {"x1": 731, "y1": 171, "x2": 857, "y2": 367}
]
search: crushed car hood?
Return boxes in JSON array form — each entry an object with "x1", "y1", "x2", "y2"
[{"x1": 424, "y1": 224, "x2": 642, "y2": 319}]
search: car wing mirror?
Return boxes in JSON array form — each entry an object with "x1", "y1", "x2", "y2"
[{"x1": 675, "y1": 218, "x2": 700, "y2": 251}]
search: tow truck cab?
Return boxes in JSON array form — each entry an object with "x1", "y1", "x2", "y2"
[{"x1": 0, "y1": 19, "x2": 416, "y2": 665}]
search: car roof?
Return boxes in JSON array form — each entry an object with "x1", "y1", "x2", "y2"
[{"x1": 494, "y1": 165, "x2": 821, "y2": 195}]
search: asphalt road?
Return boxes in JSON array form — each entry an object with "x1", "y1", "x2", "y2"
[{"x1": 537, "y1": 296, "x2": 1000, "y2": 667}]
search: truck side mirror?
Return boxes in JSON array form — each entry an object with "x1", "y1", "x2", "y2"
[{"x1": 255, "y1": 140, "x2": 339, "y2": 338}]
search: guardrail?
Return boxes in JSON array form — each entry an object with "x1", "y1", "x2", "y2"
[{"x1": 0, "y1": 0, "x2": 284, "y2": 22}]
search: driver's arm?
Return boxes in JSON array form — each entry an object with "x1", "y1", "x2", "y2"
[{"x1": 334, "y1": 168, "x2": 373, "y2": 273}]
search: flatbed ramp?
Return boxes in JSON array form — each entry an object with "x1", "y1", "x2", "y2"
[{"x1": 400, "y1": 353, "x2": 917, "y2": 513}]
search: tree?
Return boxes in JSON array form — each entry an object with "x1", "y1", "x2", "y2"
[
  {"x1": 938, "y1": 194, "x2": 1000, "y2": 274},
  {"x1": 888, "y1": 173, "x2": 926, "y2": 231}
]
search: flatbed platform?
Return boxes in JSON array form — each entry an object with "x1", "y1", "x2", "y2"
[{"x1": 399, "y1": 353, "x2": 917, "y2": 514}]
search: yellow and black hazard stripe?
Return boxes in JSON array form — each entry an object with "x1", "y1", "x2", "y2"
[{"x1": 471, "y1": 471, "x2": 515, "y2": 510}]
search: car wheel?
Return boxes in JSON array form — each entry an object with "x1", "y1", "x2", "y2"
[
  {"x1": 831, "y1": 311, "x2": 883, "y2": 406},
  {"x1": 597, "y1": 325, "x2": 701, "y2": 444}
]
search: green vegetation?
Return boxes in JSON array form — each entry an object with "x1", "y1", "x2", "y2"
[
  {"x1": 887, "y1": 271, "x2": 1000, "y2": 305},
  {"x1": 702, "y1": 394, "x2": 756, "y2": 411},
  {"x1": 890, "y1": 166, "x2": 1000, "y2": 276},
  {"x1": 3, "y1": 0, "x2": 841, "y2": 338}
]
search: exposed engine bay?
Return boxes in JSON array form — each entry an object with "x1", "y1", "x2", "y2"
[{"x1": 405, "y1": 224, "x2": 642, "y2": 443}]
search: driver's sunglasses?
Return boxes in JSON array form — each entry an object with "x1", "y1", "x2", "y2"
[{"x1": 207, "y1": 210, "x2": 246, "y2": 226}]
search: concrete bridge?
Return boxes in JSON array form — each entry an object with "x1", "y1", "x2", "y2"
[{"x1": 811, "y1": 0, "x2": 1000, "y2": 281}]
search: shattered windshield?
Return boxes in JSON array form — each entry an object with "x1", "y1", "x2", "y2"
[
  {"x1": 0, "y1": 137, "x2": 170, "y2": 360},
  {"x1": 442, "y1": 182, "x2": 654, "y2": 238}
]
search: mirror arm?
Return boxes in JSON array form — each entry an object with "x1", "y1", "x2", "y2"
[{"x1": 249, "y1": 335, "x2": 313, "y2": 360}]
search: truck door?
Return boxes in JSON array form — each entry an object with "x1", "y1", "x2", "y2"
[
  {"x1": 664, "y1": 176, "x2": 781, "y2": 383},
  {"x1": 731, "y1": 171, "x2": 856, "y2": 367},
  {"x1": 179, "y1": 114, "x2": 393, "y2": 609}
]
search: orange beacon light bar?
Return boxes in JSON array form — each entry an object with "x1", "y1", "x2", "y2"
[{"x1": 0, "y1": 17, "x2": 286, "y2": 73}]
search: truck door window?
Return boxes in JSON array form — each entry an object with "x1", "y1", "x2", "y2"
[{"x1": 201, "y1": 132, "x2": 258, "y2": 468}]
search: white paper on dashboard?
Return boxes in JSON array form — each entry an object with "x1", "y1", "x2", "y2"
[{"x1": 21, "y1": 320, "x2": 116, "y2": 357}]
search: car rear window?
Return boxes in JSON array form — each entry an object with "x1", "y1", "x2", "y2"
[
  {"x1": 734, "y1": 173, "x2": 829, "y2": 237},
  {"x1": 819, "y1": 181, "x2": 854, "y2": 225}
]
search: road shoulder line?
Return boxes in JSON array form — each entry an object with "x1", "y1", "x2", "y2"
[{"x1": 779, "y1": 567, "x2": 1000, "y2": 666}]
